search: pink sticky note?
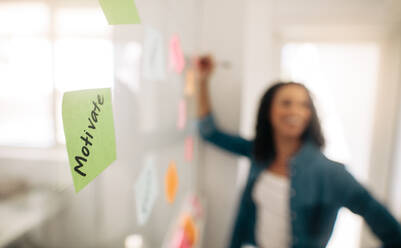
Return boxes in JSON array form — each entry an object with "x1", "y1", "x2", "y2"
[
  {"x1": 170, "y1": 229, "x2": 191, "y2": 248},
  {"x1": 177, "y1": 99, "x2": 187, "y2": 130},
  {"x1": 170, "y1": 229, "x2": 184, "y2": 248},
  {"x1": 180, "y1": 237, "x2": 192, "y2": 248},
  {"x1": 185, "y1": 136, "x2": 193, "y2": 162},
  {"x1": 169, "y1": 35, "x2": 185, "y2": 74},
  {"x1": 191, "y1": 195, "x2": 203, "y2": 218}
]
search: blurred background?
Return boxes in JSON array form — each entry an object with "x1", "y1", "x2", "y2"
[{"x1": 0, "y1": 0, "x2": 400, "y2": 247}]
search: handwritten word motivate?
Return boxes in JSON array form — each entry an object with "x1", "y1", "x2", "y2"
[{"x1": 62, "y1": 88, "x2": 117, "y2": 193}]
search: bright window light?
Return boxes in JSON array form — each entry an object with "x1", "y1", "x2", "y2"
[
  {"x1": 0, "y1": 3, "x2": 53, "y2": 147},
  {"x1": 0, "y1": 3, "x2": 114, "y2": 147},
  {"x1": 0, "y1": 2, "x2": 49, "y2": 35},
  {"x1": 55, "y1": 8, "x2": 111, "y2": 37}
]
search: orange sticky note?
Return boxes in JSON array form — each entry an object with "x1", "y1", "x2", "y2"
[
  {"x1": 180, "y1": 214, "x2": 198, "y2": 246},
  {"x1": 185, "y1": 136, "x2": 193, "y2": 162},
  {"x1": 165, "y1": 161, "x2": 178, "y2": 204},
  {"x1": 169, "y1": 35, "x2": 185, "y2": 74},
  {"x1": 177, "y1": 99, "x2": 187, "y2": 130},
  {"x1": 184, "y1": 69, "x2": 195, "y2": 96}
]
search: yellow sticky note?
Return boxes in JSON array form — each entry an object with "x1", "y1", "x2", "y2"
[
  {"x1": 99, "y1": 0, "x2": 141, "y2": 25},
  {"x1": 165, "y1": 161, "x2": 178, "y2": 204}
]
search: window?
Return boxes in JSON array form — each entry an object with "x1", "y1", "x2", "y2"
[{"x1": 0, "y1": 1, "x2": 113, "y2": 148}]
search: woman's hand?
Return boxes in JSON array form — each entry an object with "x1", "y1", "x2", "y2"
[
  {"x1": 195, "y1": 55, "x2": 214, "y2": 117},
  {"x1": 195, "y1": 55, "x2": 215, "y2": 83}
]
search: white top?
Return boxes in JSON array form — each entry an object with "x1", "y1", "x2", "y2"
[{"x1": 252, "y1": 171, "x2": 291, "y2": 248}]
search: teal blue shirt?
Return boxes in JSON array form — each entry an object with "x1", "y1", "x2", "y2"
[{"x1": 199, "y1": 114, "x2": 401, "y2": 248}]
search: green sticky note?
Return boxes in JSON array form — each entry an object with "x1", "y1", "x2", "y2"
[
  {"x1": 99, "y1": 0, "x2": 141, "y2": 25},
  {"x1": 62, "y1": 88, "x2": 117, "y2": 193}
]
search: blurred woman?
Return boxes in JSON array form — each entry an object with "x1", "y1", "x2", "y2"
[{"x1": 196, "y1": 55, "x2": 401, "y2": 248}]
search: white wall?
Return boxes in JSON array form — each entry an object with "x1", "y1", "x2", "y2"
[
  {"x1": 240, "y1": 0, "x2": 281, "y2": 138},
  {"x1": 197, "y1": 0, "x2": 248, "y2": 247},
  {"x1": 388, "y1": 28, "x2": 401, "y2": 219},
  {"x1": 359, "y1": 28, "x2": 401, "y2": 247}
]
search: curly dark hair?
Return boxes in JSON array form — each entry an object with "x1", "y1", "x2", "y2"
[{"x1": 253, "y1": 81, "x2": 325, "y2": 162}]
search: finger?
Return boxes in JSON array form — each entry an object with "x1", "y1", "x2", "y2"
[
  {"x1": 200, "y1": 57, "x2": 210, "y2": 69},
  {"x1": 194, "y1": 57, "x2": 204, "y2": 71}
]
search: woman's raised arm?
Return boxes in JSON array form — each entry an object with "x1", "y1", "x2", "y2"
[{"x1": 195, "y1": 55, "x2": 252, "y2": 158}]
